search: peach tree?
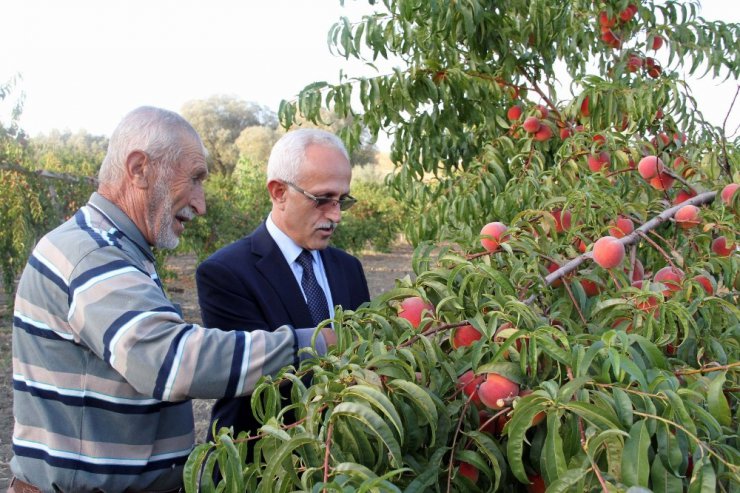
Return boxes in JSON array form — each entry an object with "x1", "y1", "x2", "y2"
[{"x1": 185, "y1": 1, "x2": 738, "y2": 491}]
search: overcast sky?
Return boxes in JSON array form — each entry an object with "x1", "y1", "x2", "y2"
[{"x1": 1, "y1": 0, "x2": 738, "y2": 145}]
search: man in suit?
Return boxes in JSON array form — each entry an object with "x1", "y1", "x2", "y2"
[{"x1": 195, "y1": 128, "x2": 370, "y2": 442}]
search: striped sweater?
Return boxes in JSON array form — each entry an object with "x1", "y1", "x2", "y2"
[{"x1": 11, "y1": 192, "x2": 322, "y2": 492}]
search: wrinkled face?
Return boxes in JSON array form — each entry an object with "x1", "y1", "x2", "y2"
[
  {"x1": 273, "y1": 144, "x2": 352, "y2": 250},
  {"x1": 147, "y1": 142, "x2": 208, "y2": 249}
]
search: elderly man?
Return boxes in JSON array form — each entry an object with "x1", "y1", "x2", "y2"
[
  {"x1": 195, "y1": 129, "x2": 370, "y2": 445},
  {"x1": 9, "y1": 107, "x2": 333, "y2": 493}
]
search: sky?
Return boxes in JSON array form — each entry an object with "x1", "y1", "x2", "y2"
[{"x1": 1, "y1": 0, "x2": 738, "y2": 147}]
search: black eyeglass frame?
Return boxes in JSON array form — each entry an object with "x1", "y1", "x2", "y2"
[{"x1": 283, "y1": 181, "x2": 357, "y2": 211}]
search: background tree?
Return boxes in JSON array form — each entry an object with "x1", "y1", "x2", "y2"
[
  {"x1": 181, "y1": 94, "x2": 278, "y2": 175},
  {"x1": 234, "y1": 125, "x2": 284, "y2": 170},
  {"x1": 28, "y1": 129, "x2": 108, "y2": 177},
  {"x1": 188, "y1": 1, "x2": 738, "y2": 491}
]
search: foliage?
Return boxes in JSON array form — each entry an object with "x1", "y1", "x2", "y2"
[
  {"x1": 182, "y1": 95, "x2": 279, "y2": 176},
  {"x1": 172, "y1": 165, "x2": 404, "y2": 266},
  {"x1": 188, "y1": 1, "x2": 739, "y2": 492},
  {"x1": 28, "y1": 129, "x2": 108, "y2": 177},
  {"x1": 331, "y1": 178, "x2": 405, "y2": 253}
]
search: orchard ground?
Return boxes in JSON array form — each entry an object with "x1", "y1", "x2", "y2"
[{"x1": 0, "y1": 241, "x2": 415, "y2": 489}]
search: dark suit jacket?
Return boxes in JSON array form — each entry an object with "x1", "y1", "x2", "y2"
[{"x1": 195, "y1": 222, "x2": 370, "y2": 439}]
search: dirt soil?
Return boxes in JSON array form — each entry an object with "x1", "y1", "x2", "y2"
[{"x1": 0, "y1": 242, "x2": 415, "y2": 489}]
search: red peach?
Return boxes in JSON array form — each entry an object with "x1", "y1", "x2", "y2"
[
  {"x1": 619, "y1": 4, "x2": 638, "y2": 22},
  {"x1": 398, "y1": 296, "x2": 434, "y2": 329},
  {"x1": 523, "y1": 116, "x2": 541, "y2": 133},
  {"x1": 458, "y1": 370, "x2": 484, "y2": 408},
  {"x1": 627, "y1": 258, "x2": 645, "y2": 282},
  {"x1": 649, "y1": 172, "x2": 675, "y2": 190},
  {"x1": 507, "y1": 104, "x2": 523, "y2": 121},
  {"x1": 535, "y1": 104, "x2": 549, "y2": 119},
  {"x1": 480, "y1": 221, "x2": 509, "y2": 252},
  {"x1": 478, "y1": 373, "x2": 520, "y2": 410},
  {"x1": 533, "y1": 124, "x2": 553, "y2": 142},
  {"x1": 580, "y1": 96, "x2": 590, "y2": 117},
  {"x1": 551, "y1": 208, "x2": 572, "y2": 233},
  {"x1": 674, "y1": 204, "x2": 701, "y2": 229},
  {"x1": 598, "y1": 11, "x2": 616, "y2": 28},
  {"x1": 527, "y1": 474, "x2": 547, "y2": 493},
  {"x1": 458, "y1": 462, "x2": 479, "y2": 482},
  {"x1": 580, "y1": 278, "x2": 602, "y2": 297},
  {"x1": 711, "y1": 236, "x2": 735, "y2": 257},
  {"x1": 451, "y1": 324, "x2": 482, "y2": 349},
  {"x1": 654, "y1": 266, "x2": 685, "y2": 296},
  {"x1": 638, "y1": 155, "x2": 664, "y2": 179},
  {"x1": 651, "y1": 34, "x2": 665, "y2": 50},
  {"x1": 588, "y1": 151, "x2": 611, "y2": 172},
  {"x1": 626, "y1": 53, "x2": 643, "y2": 72},
  {"x1": 721, "y1": 183, "x2": 739, "y2": 205},
  {"x1": 593, "y1": 236, "x2": 626, "y2": 269},
  {"x1": 673, "y1": 189, "x2": 696, "y2": 205},
  {"x1": 547, "y1": 262, "x2": 563, "y2": 287},
  {"x1": 609, "y1": 216, "x2": 634, "y2": 238},
  {"x1": 693, "y1": 274, "x2": 714, "y2": 295},
  {"x1": 645, "y1": 57, "x2": 662, "y2": 78}
]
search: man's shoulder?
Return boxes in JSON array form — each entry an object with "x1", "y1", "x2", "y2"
[{"x1": 199, "y1": 227, "x2": 265, "y2": 266}]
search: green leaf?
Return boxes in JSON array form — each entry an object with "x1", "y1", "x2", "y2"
[
  {"x1": 507, "y1": 403, "x2": 554, "y2": 483},
  {"x1": 259, "y1": 433, "x2": 321, "y2": 492},
  {"x1": 650, "y1": 454, "x2": 683, "y2": 493},
  {"x1": 386, "y1": 379, "x2": 439, "y2": 446},
  {"x1": 621, "y1": 420, "x2": 651, "y2": 487},
  {"x1": 706, "y1": 371, "x2": 731, "y2": 427},
  {"x1": 687, "y1": 456, "x2": 716, "y2": 493},
  {"x1": 183, "y1": 442, "x2": 213, "y2": 493},
  {"x1": 341, "y1": 385, "x2": 405, "y2": 442},
  {"x1": 546, "y1": 467, "x2": 590, "y2": 493},
  {"x1": 331, "y1": 402, "x2": 403, "y2": 468},
  {"x1": 541, "y1": 412, "x2": 567, "y2": 484}
]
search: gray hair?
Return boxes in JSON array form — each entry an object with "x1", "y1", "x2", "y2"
[
  {"x1": 266, "y1": 128, "x2": 350, "y2": 184},
  {"x1": 98, "y1": 106, "x2": 205, "y2": 185}
]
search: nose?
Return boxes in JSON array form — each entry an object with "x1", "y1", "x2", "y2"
[
  {"x1": 325, "y1": 203, "x2": 342, "y2": 223},
  {"x1": 192, "y1": 186, "x2": 206, "y2": 216}
]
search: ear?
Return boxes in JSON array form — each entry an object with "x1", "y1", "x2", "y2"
[
  {"x1": 267, "y1": 180, "x2": 288, "y2": 208},
  {"x1": 125, "y1": 150, "x2": 152, "y2": 189}
]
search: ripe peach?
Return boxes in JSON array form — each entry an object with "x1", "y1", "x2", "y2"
[
  {"x1": 526, "y1": 473, "x2": 547, "y2": 493},
  {"x1": 518, "y1": 389, "x2": 545, "y2": 426},
  {"x1": 458, "y1": 370, "x2": 484, "y2": 408},
  {"x1": 478, "y1": 373, "x2": 520, "y2": 410},
  {"x1": 609, "y1": 216, "x2": 634, "y2": 238},
  {"x1": 651, "y1": 34, "x2": 665, "y2": 50},
  {"x1": 711, "y1": 236, "x2": 735, "y2": 257},
  {"x1": 638, "y1": 155, "x2": 664, "y2": 179},
  {"x1": 593, "y1": 236, "x2": 625, "y2": 269},
  {"x1": 523, "y1": 116, "x2": 541, "y2": 133},
  {"x1": 611, "y1": 316, "x2": 634, "y2": 333},
  {"x1": 458, "y1": 462, "x2": 479, "y2": 482},
  {"x1": 654, "y1": 266, "x2": 685, "y2": 296},
  {"x1": 693, "y1": 274, "x2": 714, "y2": 295},
  {"x1": 588, "y1": 151, "x2": 611, "y2": 172},
  {"x1": 645, "y1": 57, "x2": 662, "y2": 78},
  {"x1": 580, "y1": 96, "x2": 590, "y2": 117},
  {"x1": 507, "y1": 104, "x2": 523, "y2": 121},
  {"x1": 626, "y1": 53, "x2": 643, "y2": 72},
  {"x1": 580, "y1": 278, "x2": 602, "y2": 297},
  {"x1": 534, "y1": 104, "x2": 549, "y2": 119},
  {"x1": 398, "y1": 296, "x2": 434, "y2": 329},
  {"x1": 598, "y1": 11, "x2": 616, "y2": 28},
  {"x1": 675, "y1": 204, "x2": 701, "y2": 229},
  {"x1": 451, "y1": 324, "x2": 482, "y2": 349},
  {"x1": 533, "y1": 124, "x2": 553, "y2": 142},
  {"x1": 721, "y1": 183, "x2": 739, "y2": 205},
  {"x1": 480, "y1": 221, "x2": 509, "y2": 252},
  {"x1": 650, "y1": 172, "x2": 675, "y2": 190},
  {"x1": 601, "y1": 28, "x2": 622, "y2": 49},
  {"x1": 673, "y1": 189, "x2": 696, "y2": 205},
  {"x1": 551, "y1": 208, "x2": 572, "y2": 233},
  {"x1": 651, "y1": 132, "x2": 671, "y2": 150},
  {"x1": 494, "y1": 322, "x2": 520, "y2": 358},
  {"x1": 619, "y1": 4, "x2": 638, "y2": 22}
]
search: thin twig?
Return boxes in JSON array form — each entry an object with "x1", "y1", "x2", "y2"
[
  {"x1": 322, "y1": 421, "x2": 334, "y2": 491},
  {"x1": 675, "y1": 361, "x2": 740, "y2": 376}
]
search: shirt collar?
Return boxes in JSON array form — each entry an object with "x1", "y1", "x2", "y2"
[
  {"x1": 265, "y1": 213, "x2": 312, "y2": 265},
  {"x1": 88, "y1": 192, "x2": 155, "y2": 260}
]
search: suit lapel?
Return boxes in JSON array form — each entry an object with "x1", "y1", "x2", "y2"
[
  {"x1": 252, "y1": 223, "x2": 315, "y2": 327},
  {"x1": 321, "y1": 249, "x2": 350, "y2": 308}
]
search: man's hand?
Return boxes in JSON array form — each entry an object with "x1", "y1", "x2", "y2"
[{"x1": 320, "y1": 327, "x2": 337, "y2": 347}]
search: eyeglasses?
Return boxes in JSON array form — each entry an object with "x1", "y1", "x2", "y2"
[{"x1": 284, "y1": 181, "x2": 357, "y2": 211}]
